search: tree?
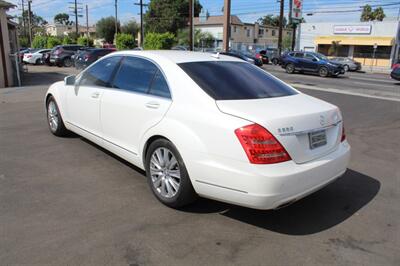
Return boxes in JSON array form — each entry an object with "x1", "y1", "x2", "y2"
[
  {"x1": 145, "y1": 0, "x2": 202, "y2": 35},
  {"x1": 373, "y1": 7, "x2": 386, "y2": 21},
  {"x1": 54, "y1": 13, "x2": 72, "y2": 25},
  {"x1": 17, "y1": 10, "x2": 48, "y2": 37},
  {"x1": 77, "y1": 36, "x2": 94, "y2": 47},
  {"x1": 62, "y1": 36, "x2": 74, "y2": 45},
  {"x1": 116, "y1": 33, "x2": 136, "y2": 50},
  {"x1": 282, "y1": 35, "x2": 292, "y2": 51},
  {"x1": 177, "y1": 28, "x2": 214, "y2": 48},
  {"x1": 121, "y1": 20, "x2": 139, "y2": 36},
  {"x1": 47, "y1": 37, "x2": 62, "y2": 48},
  {"x1": 258, "y1": 14, "x2": 287, "y2": 27},
  {"x1": 96, "y1": 16, "x2": 120, "y2": 43},
  {"x1": 144, "y1": 32, "x2": 175, "y2": 50},
  {"x1": 360, "y1": 5, "x2": 386, "y2": 21},
  {"x1": 361, "y1": 5, "x2": 374, "y2": 21}
]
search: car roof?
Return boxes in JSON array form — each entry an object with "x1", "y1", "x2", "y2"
[{"x1": 109, "y1": 50, "x2": 243, "y2": 64}]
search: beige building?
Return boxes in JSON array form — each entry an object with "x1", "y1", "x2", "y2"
[
  {"x1": 0, "y1": 0, "x2": 18, "y2": 88},
  {"x1": 194, "y1": 14, "x2": 293, "y2": 49},
  {"x1": 45, "y1": 23, "x2": 96, "y2": 38}
]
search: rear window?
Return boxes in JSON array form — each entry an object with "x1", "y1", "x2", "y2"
[{"x1": 178, "y1": 61, "x2": 297, "y2": 100}]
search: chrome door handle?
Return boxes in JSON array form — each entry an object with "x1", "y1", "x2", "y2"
[
  {"x1": 145, "y1": 101, "x2": 160, "y2": 109},
  {"x1": 91, "y1": 92, "x2": 100, "y2": 99}
]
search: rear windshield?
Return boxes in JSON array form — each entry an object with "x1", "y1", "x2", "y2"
[{"x1": 178, "y1": 61, "x2": 297, "y2": 100}]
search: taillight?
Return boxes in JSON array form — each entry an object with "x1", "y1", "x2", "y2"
[
  {"x1": 27, "y1": 55, "x2": 32, "y2": 58},
  {"x1": 341, "y1": 124, "x2": 346, "y2": 142},
  {"x1": 54, "y1": 48, "x2": 63, "y2": 55},
  {"x1": 235, "y1": 124, "x2": 291, "y2": 164},
  {"x1": 392, "y1": 63, "x2": 400, "y2": 70},
  {"x1": 255, "y1": 53, "x2": 261, "y2": 59}
]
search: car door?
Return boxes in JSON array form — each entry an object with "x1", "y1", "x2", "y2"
[
  {"x1": 293, "y1": 52, "x2": 304, "y2": 69},
  {"x1": 66, "y1": 56, "x2": 122, "y2": 143},
  {"x1": 100, "y1": 56, "x2": 172, "y2": 163},
  {"x1": 302, "y1": 53, "x2": 319, "y2": 72}
]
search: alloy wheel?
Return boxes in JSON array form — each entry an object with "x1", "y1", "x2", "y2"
[
  {"x1": 149, "y1": 147, "x2": 181, "y2": 198},
  {"x1": 47, "y1": 101, "x2": 59, "y2": 132}
]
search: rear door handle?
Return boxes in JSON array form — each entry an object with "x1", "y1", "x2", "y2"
[
  {"x1": 91, "y1": 92, "x2": 100, "y2": 99},
  {"x1": 145, "y1": 101, "x2": 160, "y2": 109}
]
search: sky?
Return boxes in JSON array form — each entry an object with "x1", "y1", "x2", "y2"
[{"x1": 6, "y1": 0, "x2": 400, "y2": 26}]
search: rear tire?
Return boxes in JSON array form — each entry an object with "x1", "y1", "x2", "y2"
[
  {"x1": 272, "y1": 58, "x2": 279, "y2": 65},
  {"x1": 343, "y1": 65, "x2": 349, "y2": 72},
  {"x1": 286, "y1": 63, "x2": 295, "y2": 74},
  {"x1": 46, "y1": 96, "x2": 69, "y2": 137},
  {"x1": 63, "y1": 57, "x2": 73, "y2": 67},
  {"x1": 145, "y1": 139, "x2": 197, "y2": 208},
  {"x1": 35, "y1": 58, "x2": 41, "y2": 65},
  {"x1": 319, "y1": 66, "x2": 329, "y2": 77}
]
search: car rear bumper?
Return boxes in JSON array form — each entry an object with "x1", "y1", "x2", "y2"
[{"x1": 188, "y1": 141, "x2": 351, "y2": 210}]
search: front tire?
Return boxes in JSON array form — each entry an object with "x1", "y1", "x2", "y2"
[
  {"x1": 343, "y1": 65, "x2": 349, "y2": 72},
  {"x1": 46, "y1": 96, "x2": 69, "y2": 137},
  {"x1": 319, "y1": 66, "x2": 329, "y2": 77},
  {"x1": 272, "y1": 58, "x2": 279, "y2": 65},
  {"x1": 63, "y1": 57, "x2": 73, "y2": 67},
  {"x1": 145, "y1": 139, "x2": 197, "y2": 208}
]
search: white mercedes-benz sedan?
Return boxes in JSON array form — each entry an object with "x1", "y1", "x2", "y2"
[{"x1": 45, "y1": 50, "x2": 350, "y2": 210}]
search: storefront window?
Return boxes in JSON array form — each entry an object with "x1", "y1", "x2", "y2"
[
  {"x1": 317, "y1": 44, "x2": 349, "y2": 57},
  {"x1": 354, "y1": 46, "x2": 391, "y2": 59}
]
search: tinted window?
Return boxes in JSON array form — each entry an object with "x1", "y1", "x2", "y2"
[
  {"x1": 79, "y1": 56, "x2": 122, "y2": 87},
  {"x1": 304, "y1": 53, "x2": 315, "y2": 60},
  {"x1": 112, "y1": 57, "x2": 158, "y2": 93},
  {"x1": 179, "y1": 61, "x2": 297, "y2": 100},
  {"x1": 294, "y1": 53, "x2": 303, "y2": 58},
  {"x1": 149, "y1": 70, "x2": 171, "y2": 98}
]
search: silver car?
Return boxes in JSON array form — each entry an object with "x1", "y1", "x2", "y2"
[{"x1": 330, "y1": 57, "x2": 362, "y2": 72}]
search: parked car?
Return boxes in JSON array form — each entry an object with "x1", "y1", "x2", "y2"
[
  {"x1": 330, "y1": 57, "x2": 362, "y2": 72},
  {"x1": 45, "y1": 51, "x2": 350, "y2": 210},
  {"x1": 171, "y1": 45, "x2": 189, "y2": 51},
  {"x1": 18, "y1": 48, "x2": 39, "y2": 63},
  {"x1": 281, "y1": 51, "x2": 345, "y2": 77},
  {"x1": 74, "y1": 48, "x2": 116, "y2": 69},
  {"x1": 261, "y1": 48, "x2": 281, "y2": 65},
  {"x1": 220, "y1": 50, "x2": 263, "y2": 66},
  {"x1": 50, "y1": 45, "x2": 84, "y2": 67},
  {"x1": 390, "y1": 65, "x2": 400, "y2": 81},
  {"x1": 258, "y1": 50, "x2": 269, "y2": 64},
  {"x1": 23, "y1": 49, "x2": 51, "y2": 65},
  {"x1": 42, "y1": 49, "x2": 54, "y2": 66}
]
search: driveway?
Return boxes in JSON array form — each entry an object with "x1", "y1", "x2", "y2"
[{"x1": 0, "y1": 65, "x2": 399, "y2": 265}]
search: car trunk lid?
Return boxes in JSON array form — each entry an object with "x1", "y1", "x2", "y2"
[{"x1": 216, "y1": 94, "x2": 343, "y2": 164}]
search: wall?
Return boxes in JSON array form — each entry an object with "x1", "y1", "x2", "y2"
[{"x1": 0, "y1": 9, "x2": 13, "y2": 88}]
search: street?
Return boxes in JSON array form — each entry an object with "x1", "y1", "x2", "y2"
[{"x1": 0, "y1": 65, "x2": 399, "y2": 265}]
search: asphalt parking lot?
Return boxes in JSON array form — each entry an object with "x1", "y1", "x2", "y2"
[{"x1": 0, "y1": 65, "x2": 399, "y2": 265}]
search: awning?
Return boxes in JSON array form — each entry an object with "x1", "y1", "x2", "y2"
[{"x1": 315, "y1": 36, "x2": 394, "y2": 46}]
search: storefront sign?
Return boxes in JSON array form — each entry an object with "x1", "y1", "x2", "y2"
[
  {"x1": 333, "y1": 25, "x2": 372, "y2": 35},
  {"x1": 292, "y1": 0, "x2": 303, "y2": 21}
]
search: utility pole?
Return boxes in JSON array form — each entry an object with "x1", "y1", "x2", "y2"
[
  {"x1": 289, "y1": 0, "x2": 296, "y2": 51},
  {"x1": 27, "y1": 0, "x2": 32, "y2": 46},
  {"x1": 278, "y1": 0, "x2": 284, "y2": 56},
  {"x1": 21, "y1": 0, "x2": 26, "y2": 37},
  {"x1": 86, "y1": 4, "x2": 89, "y2": 46},
  {"x1": 134, "y1": 0, "x2": 147, "y2": 47},
  {"x1": 222, "y1": 0, "x2": 231, "y2": 52},
  {"x1": 74, "y1": 0, "x2": 78, "y2": 35},
  {"x1": 189, "y1": 0, "x2": 193, "y2": 51},
  {"x1": 115, "y1": 0, "x2": 118, "y2": 36}
]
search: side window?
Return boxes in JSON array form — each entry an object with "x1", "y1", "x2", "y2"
[
  {"x1": 294, "y1": 53, "x2": 304, "y2": 58},
  {"x1": 304, "y1": 53, "x2": 315, "y2": 60},
  {"x1": 149, "y1": 70, "x2": 171, "y2": 98},
  {"x1": 112, "y1": 57, "x2": 158, "y2": 93},
  {"x1": 79, "y1": 56, "x2": 122, "y2": 87}
]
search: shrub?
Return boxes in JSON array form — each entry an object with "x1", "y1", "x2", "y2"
[
  {"x1": 31, "y1": 36, "x2": 48, "y2": 48},
  {"x1": 77, "y1": 36, "x2": 94, "y2": 47},
  {"x1": 47, "y1": 36, "x2": 62, "y2": 48},
  {"x1": 144, "y1": 32, "x2": 175, "y2": 50},
  {"x1": 62, "y1": 36, "x2": 74, "y2": 45},
  {"x1": 115, "y1": 33, "x2": 136, "y2": 50},
  {"x1": 19, "y1": 36, "x2": 29, "y2": 48}
]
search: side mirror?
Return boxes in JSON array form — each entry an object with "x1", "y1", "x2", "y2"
[
  {"x1": 312, "y1": 58, "x2": 318, "y2": 62},
  {"x1": 64, "y1": 75, "x2": 76, "y2": 86}
]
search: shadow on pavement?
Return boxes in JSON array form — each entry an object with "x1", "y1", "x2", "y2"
[
  {"x1": 183, "y1": 169, "x2": 380, "y2": 235},
  {"x1": 77, "y1": 137, "x2": 380, "y2": 236},
  {"x1": 21, "y1": 68, "x2": 71, "y2": 86}
]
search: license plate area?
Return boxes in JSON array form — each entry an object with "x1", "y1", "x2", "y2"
[{"x1": 308, "y1": 130, "x2": 327, "y2": 149}]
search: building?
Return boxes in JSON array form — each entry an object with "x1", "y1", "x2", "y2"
[
  {"x1": 194, "y1": 14, "x2": 293, "y2": 50},
  {"x1": 0, "y1": 0, "x2": 18, "y2": 88},
  {"x1": 45, "y1": 23, "x2": 96, "y2": 38},
  {"x1": 298, "y1": 21, "x2": 399, "y2": 69}
]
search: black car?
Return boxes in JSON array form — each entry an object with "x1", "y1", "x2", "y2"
[
  {"x1": 281, "y1": 51, "x2": 345, "y2": 77},
  {"x1": 74, "y1": 48, "x2": 116, "y2": 69},
  {"x1": 220, "y1": 50, "x2": 263, "y2": 66},
  {"x1": 50, "y1": 45, "x2": 84, "y2": 67},
  {"x1": 390, "y1": 65, "x2": 400, "y2": 81}
]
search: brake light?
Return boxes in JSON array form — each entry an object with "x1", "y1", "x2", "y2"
[
  {"x1": 392, "y1": 63, "x2": 400, "y2": 70},
  {"x1": 255, "y1": 53, "x2": 261, "y2": 59},
  {"x1": 27, "y1": 55, "x2": 32, "y2": 58},
  {"x1": 341, "y1": 124, "x2": 346, "y2": 142},
  {"x1": 84, "y1": 54, "x2": 92, "y2": 60},
  {"x1": 54, "y1": 48, "x2": 63, "y2": 55},
  {"x1": 235, "y1": 124, "x2": 291, "y2": 164}
]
